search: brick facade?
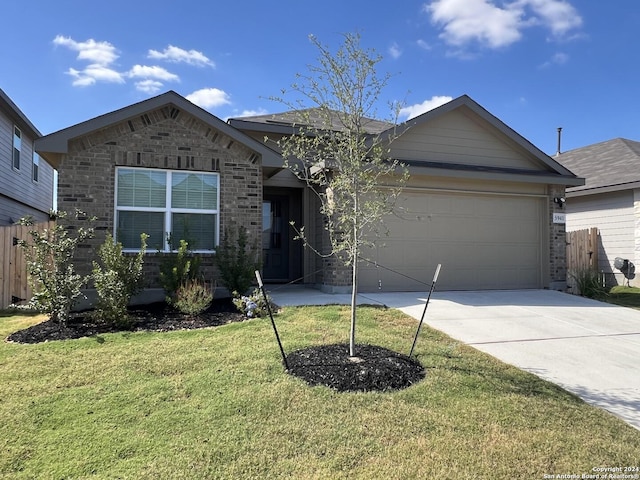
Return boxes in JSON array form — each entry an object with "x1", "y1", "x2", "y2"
[
  {"x1": 549, "y1": 184, "x2": 568, "y2": 290},
  {"x1": 56, "y1": 105, "x2": 262, "y2": 288}
]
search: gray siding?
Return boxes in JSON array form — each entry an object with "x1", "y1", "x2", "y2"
[
  {"x1": 0, "y1": 109, "x2": 54, "y2": 225},
  {"x1": 566, "y1": 190, "x2": 634, "y2": 283}
]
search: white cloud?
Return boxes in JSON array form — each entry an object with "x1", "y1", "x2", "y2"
[
  {"x1": 54, "y1": 35, "x2": 124, "y2": 86},
  {"x1": 522, "y1": 0, "x2": 582, "y2": 36},
  {"x1": 148, "y1": 45, "x2": 214, "y2": 67},
  {"x1": 424, "y1": 0, "x2": 582, "y2": 50},
  {"x1": 186, "y1": 88, "x2": 232, "y2": 109},
  {"x1": 135, "y1": 80, "x2": 164, "y2": 94},
  {"x1": 399, "y1": 95, "x2": 453, "y2": 120},
  {"x1": 53, "y1": 35, "x2": 119, "y2": 65},
  {"x1": 238, "y1": 108, "x2": 269, "y2": 117},
  {"x1": 67, "y1": 65, "x2": 125, "y2": 86},
  {"x1": 539, "y1": 51, "x2": 569, "y2": 68},
  {"x1": 417, "y1": 39, "x2": 432, "y2": 50},
  {"x1": 128, "y1": 65, "x2": 180, "y2": 81},
  {"x1": 389, "y1": 42, "x2": 402, "y2": 59}
]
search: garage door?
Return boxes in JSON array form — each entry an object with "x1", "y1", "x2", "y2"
[{"x1": 359, "y1": 191, "x2": 544, "y2": 291}]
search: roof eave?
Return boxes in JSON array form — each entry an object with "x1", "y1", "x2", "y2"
[
  {"x1": 407, "y1": 163, "x2": 585, "y2": 186},
  {"x1": 567, "y1": 180, "x2": 640, "y2": 197}
]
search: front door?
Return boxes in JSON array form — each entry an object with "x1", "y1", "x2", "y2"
[{"x1": 262, "y1": 195, "x2": 290, "y2": 281}]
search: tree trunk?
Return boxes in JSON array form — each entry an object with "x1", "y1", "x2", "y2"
[{"x1": 349, "y1": 254, "x2": 358, "y2": 357}]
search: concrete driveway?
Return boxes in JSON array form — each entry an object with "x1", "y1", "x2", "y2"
[{"x1": 268, "y1": 287, "x2": 640, "y2": 430}]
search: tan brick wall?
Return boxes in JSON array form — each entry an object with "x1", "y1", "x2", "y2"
[{"x1": 57, "y1": 105, "x2": 262, "y2": 288}]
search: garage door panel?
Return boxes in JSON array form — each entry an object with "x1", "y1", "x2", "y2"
[{"x1": 360, "y1": 191, "x2": 544, "y2": 291}]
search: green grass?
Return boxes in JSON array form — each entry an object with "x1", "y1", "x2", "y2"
[
  {"x1": 606, "y1": 285, "x2": 640, "y2": 309},
  {"x1": 1, "y1": 306, "x2": 639, "y2": 479}
]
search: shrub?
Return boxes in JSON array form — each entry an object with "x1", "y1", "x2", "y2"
[
  {"x1": 92, "y1": 233, "x2": 147, "y2": 328},
  {"x1": 17, "y1": 210, "x2": 95, "y2": 326},
  {"x1": 159, "y1": 239, "x2": 201, "y2": 304},
  {"x1": 215, "y1": 225, "x2": 260, "y2": 295},
  {"x1": 173, "y1": 280, "x2": 214, "y2": 316},
  {"x1": 232, "y1": 287, "x2": 275, "y2": 318},
  {"x1": 569, "y1": 268, "x2": 607, "y2": 299}
]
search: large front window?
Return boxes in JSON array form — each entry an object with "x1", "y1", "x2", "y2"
[{"x1": 115, "y1": 167, "x2": 219, "y2": 252}]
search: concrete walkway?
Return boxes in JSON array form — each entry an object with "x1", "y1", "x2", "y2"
[{"x1": 268, "y1": 287, "x2": 640, "y2": 430}]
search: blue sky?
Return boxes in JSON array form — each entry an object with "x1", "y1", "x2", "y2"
[{"x1": 2, "y1": 0, "x2": 638, "y2": 155}]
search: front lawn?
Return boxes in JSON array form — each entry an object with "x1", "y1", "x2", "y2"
[
  {"x1": 1, "y1": 306, "x2": 638, "y2": 479},
  {"x1": 605, "y1": 285, "x2": 640, "y2": 309}
]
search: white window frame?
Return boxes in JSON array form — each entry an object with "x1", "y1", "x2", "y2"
[
  {"x1": 12, "y1": 126, "x2": 21, "y2": 171},
  {"x1": 114, "y1": 167, "x2": 220, "y2": 253}
]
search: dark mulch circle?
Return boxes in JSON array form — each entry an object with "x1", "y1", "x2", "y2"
[
  {"x1": 286, "y1": 343, "x2": 426, "y2": 393},
  {"x1": 6, "y1": 298, "x2": 246, "y2": 344}
]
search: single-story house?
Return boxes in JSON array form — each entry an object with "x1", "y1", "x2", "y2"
[
  {"x1": 0, "y1": 88, "x2": 55, "y2": 225},
  {"x1": 35, "y1": 90, "x2": 583, "y2": 299},
  {"x1": 556, "y1": 138, "x2": 640, "y2": 286}
]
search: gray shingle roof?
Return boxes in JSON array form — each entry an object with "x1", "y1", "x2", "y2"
[
  {"x1": 230, "y1": 107, "x2": 393, "y2": 135},
  {"x1": 555, "y1": 138, "x2": 640, "y2": 194},
  {"x1": 0, "y1": 88, "x2": 42, "y2": 138}
]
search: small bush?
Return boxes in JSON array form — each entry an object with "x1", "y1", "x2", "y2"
[
  {"x1": 232, "y1": 287, "x2": 275, "y2": 318},
  {"x1": 17, "y1": 210, "x2": 95, "y2": 326},
  {"x1": 215, "y1": 225, "x2": 260, "y2": 296},
  {"x1": 174, "y1": 280, "x2": 214, "y2": 316},
  {"x1": 92, "y1": 233, "x2": 147, "y2": 328},
  {"x1": 569, "y1": 268, "x2": 607, "y2": 299},
  {"x1": 159, "y1": 239, "x2": 200, "y2": 304}
]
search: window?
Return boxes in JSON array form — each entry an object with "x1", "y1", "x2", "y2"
[
  {"x1": 32, "y1": 152, "x2": 39, "y2": 182},
  {"x1": 13, "y1": 126, "x2": 21, "y2": 170},
  {"x1": 115, "y1": 167, "x2": 219, "y2": 252}
]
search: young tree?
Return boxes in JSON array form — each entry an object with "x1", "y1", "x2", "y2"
[
  {"x1": 18, "y1": 210, "x2": 96, "y2": 326},
  {"x1": 274, "y1": 33, "x2": 408, "y2": 357}
]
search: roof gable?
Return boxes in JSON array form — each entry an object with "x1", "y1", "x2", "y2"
[
  {"x1": 383, "y1": 95, "x2": 583, "y2": 186},
  {"x1": 36, "y1": 91, "x2": 280, "y2": 169},
  {"x1": 556, "y1": 138, "x2": 640, "y2": 195}
]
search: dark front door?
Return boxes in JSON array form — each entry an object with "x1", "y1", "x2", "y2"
[{"x1": 262, "y1": 195, "x2": 290, "y2": 281}]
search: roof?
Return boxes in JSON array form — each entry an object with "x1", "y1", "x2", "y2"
[
  {"x1": 35, "y1": 90, "x2": 282, "y2": 170},
  {"x1": 228, "y1": 107, "x2": 393, "y2": 135},
  {"x1": 0, "y1": 88, "x2": 42, "y2": 139},
  {"x1": 555, "y1": 138, "x2": 640, "y2": 196},
  {"x1": 231, "y1": 95, "x2": 584, "y2": 187}
]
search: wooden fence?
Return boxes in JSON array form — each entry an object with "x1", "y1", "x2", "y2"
[
  {"x1": 0, "y1": 221, "x2": 55, "y2": 309},
  {"x1": 566, "y1": 227, "x2": 599, "y2": 292}
]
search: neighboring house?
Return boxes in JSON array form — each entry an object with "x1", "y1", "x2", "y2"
[
  {"x1": 556, "y1": 138, "x2": 640, "y2": 286},
  {"x1": 35, "y1": 91, "x2": 582, "y2": 299},
  {"x1": 0, "y1": 88, "x2": 55, "y2": 225}
]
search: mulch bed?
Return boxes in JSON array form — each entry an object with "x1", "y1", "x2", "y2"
[
  {"x1": 6, "y1": 298, "x2": 245, "y2": 344},
  {"x1": 7, "y1": 302, "x2": 426, "y2": 393},
  {"x1": 286, "y1": 343, "x2": 426, "y2": 393}
]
